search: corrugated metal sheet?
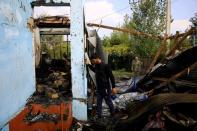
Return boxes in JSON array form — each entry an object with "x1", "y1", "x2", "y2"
[{"x1": 0, "y1": 0, "x2": 35, "y2": 128}]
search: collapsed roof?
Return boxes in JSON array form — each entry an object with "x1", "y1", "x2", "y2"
[{"x1": 34, "y1": 16, "x2": 70, "y2": 28}]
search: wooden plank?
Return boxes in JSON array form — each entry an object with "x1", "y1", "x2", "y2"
[
  {"x1": 152, "y1": 77, "x2": 197, "y2": 87},
  {"x1": 167, "y1": 28, "x2": 197, "y2": 40},
  {"x1": 166, "y1": 29, "x2": 193, "y2": 57},
  {"x1": 31, "y1": 2, "x2": 70, "y2": 7},
  {"x1": 87, "y1": 23, "x2": 163, "y2": 40},
  {"x1": 147, "y1": 35, "x2": 167, "y2": 72},
  {"x1": 123, "y1": 93, "x2": 197, "y2": 124},
  {"x1": 154, "y1": 62, "x2": 197, "y2": 90}
]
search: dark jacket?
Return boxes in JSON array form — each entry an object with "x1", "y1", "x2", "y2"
[{"x1": 94, "y1": 64, "x2": 115, "y2": 94}]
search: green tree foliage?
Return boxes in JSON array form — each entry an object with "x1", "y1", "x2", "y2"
[
  {"x1": 102, "y1": 15, "x2": 133, "y2": 70},
  {"x1": 103, "y1": 14, "x2": 134, "y2": 56},
  {"x1": 102, "y1": 0, "x2": 167, "y2": 70},
  {"x1": 41, "y1": 35, "x2": 70, "y2": 59},
  {"x1": 130, "y1": 0, "x2": 167, "y2": 57},
  {"x1": 131, "y1": 0, "x2": 166, "y2": 35},
  {"x1": 190, "y1": 13, "x2": 197, "y2": 27},
  {"x1": 189, "y1": 13, "x2": 197, "y2": 46},
  {"x1": 103, "y1": 0, "x2": 166, "y2": 57}
]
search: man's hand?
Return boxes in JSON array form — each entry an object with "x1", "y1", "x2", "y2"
[{"x1": 112, "y1": 88, "x2": 118, "y2": 95}]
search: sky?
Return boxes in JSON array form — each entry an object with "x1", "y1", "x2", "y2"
[
  {"x1": 85, "y1": 0, "x2": 197, "y2": 37},
  {"x1": 171, "y1": 0, "x2": 197, "y2": 33},
  {"x1": 85, "y1": 0, "x2": 130, "y2": 37},
  {"x1": 34, "y1": 0, "x2": 197, "y2": 38}
]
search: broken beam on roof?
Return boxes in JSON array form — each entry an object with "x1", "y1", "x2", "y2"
[
  {"x1": 34, "y1": 16, "x2": 70, "y2": 28},
  {"x1": 167, "y1": 32, "x2": 185, "y2": 40},
  {"x1": 148, "y1": 28, "x2": 196, "y2": 73},
  {"x1": 122, "y1": 93, "x2": 197, "y2": 125},
  {"x1": 39, "y1": 28, "x2": 70, "y2": 35},
  {"x1": 154, "y1": 62, "x2": 197, "y2": 91},
  {"x1": 87, "y1": 23, "x2": 163, "y2": 40},
  {"x1": 166, "y1": 29, "x2": 193, "y2": 57},
  {"x1": 152, "y1": 77, "x2": 197, "y2": 87},
  {"x1": 31, "y1": 1, "x2": 70, "y2": 8},
  {"x1": 163, "y1": 110, "x2": 197, "y2": 127},
  {"x1": 167, "y1": 28, "x2": 197, "y2": 40},
  {"x1": 147, "y1": 35, "x2": 167, "y2": 72}
]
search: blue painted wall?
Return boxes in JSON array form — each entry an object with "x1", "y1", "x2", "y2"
[
  {"x1": 0, "y1": 0, "x2": 35, "y2": 128},
  {"x1": 71, "y1": 0, "x2": 87, "y2": 120}
]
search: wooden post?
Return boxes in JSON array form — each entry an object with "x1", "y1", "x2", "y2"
[
  {"x1": 166, "y1": 29, "x2": 193, "y2": 57},
  {"x1": 147, "y1": 35, "x2": 167, "y2": 72}
]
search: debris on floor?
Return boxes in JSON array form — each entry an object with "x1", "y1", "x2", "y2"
[
  {"x1": 24, "y1": 111, "x2": 60, "y2": 123},
  {"x1": 9, "y1": 103, "x2": 73, "y2": 131},
  {"x1": 27, "y1": 59, "x2": 72, "y2": 105},
  {"x1": 83, "y1": 46, "x2": 197, "y2": 131}
]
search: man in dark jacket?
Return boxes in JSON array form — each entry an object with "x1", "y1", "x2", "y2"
[{"x1": 91, "y1": 54, "x2": 116, "y2": 119}]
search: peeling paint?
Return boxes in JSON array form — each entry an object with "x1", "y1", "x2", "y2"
[
  {"x1": 0, "y1": 0, "x2": 34, "y2": 128},
  {"x1": 27, "y1": 17, "x2": 34, "y2": 32},
  {"x1": 71, "y1": 0, "x2": 87, "y2": 121},
  {"x1": 0, "y1": 3, "x2": 18, "y2": 26},
  {"x1": 0, "y1": 0, "x2": 29, "y2": 27},
  {"x1": 19, "y1": 1, "x2": 26, "y2": 12}
]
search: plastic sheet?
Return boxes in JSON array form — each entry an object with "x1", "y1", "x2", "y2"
[{"x1": 114, "y1": 92, "x2": 148, "y2": 110}]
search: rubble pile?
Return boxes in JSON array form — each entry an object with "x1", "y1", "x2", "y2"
[
  {"x1": 27, "y1": 59, "x2": 71, "y2": 105},
  {"x1": 84, "y1": 46, "x2": 197, "y2": 131},
  {"x1": 22, "y1": 58, "x2": 72, "y2": 124},
  {"x1": 137, "y1": 46, "x2": 197, "y2": 94},
  {"x1": 113, "y1": 46, "x2": 197, "y2": 131},
  {"x1": 24, "y1": 112, "x2": 60, "y2": 123}
]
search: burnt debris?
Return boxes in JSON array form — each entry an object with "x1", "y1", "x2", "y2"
[{"x1": 27, "y1": 58, "x2": 71, "y2": 105}]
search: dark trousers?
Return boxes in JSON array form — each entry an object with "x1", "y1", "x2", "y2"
[{"x1": 96, "y1": 90, "x2": 115, "y2": 117}]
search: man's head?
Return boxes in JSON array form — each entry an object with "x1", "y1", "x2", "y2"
[{"x1": 91, "y1": 53, "x2": 102, "y2": 64}]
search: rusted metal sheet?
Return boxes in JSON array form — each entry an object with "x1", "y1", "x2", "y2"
[{"x1": 0, "y1": 0, "x2": 35, "y2": 129}]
